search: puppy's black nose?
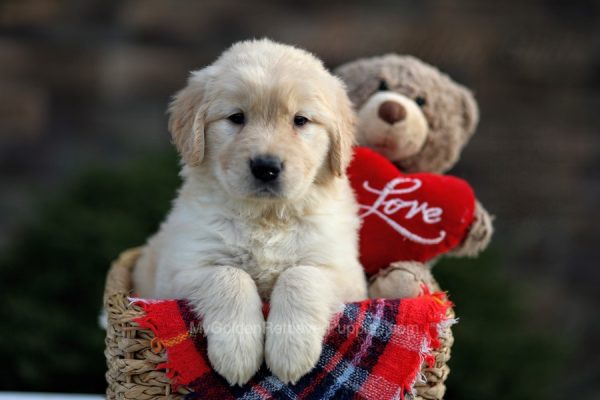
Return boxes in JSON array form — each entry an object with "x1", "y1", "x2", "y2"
[{"x1": 250, "y1": 155, "x2": 282, "y2": 182}]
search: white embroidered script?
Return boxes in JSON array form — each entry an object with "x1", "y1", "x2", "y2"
[{"x1": 359, "y1": 177, "x2": 446, "y2": 244}]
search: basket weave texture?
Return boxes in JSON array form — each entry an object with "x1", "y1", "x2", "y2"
[{"x1": 104, "y1": 248, "x2": 454, "y2": 400}]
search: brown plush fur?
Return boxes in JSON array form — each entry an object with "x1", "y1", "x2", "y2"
[
  {"x1": 335, "y1": 54, "x2": 493, "y2": 299},
  {"x1": 335, "y1": 54, "x2": 479, "y2": 173}
]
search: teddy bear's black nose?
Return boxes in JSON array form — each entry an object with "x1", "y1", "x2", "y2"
[
  {"x1": 250, "y1": 155, "x2": 283, "y2": 183},
  {"x1": 378, "y1": 101, "x2": 406, "y2": 125}
]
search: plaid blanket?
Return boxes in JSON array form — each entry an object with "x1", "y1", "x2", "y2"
[{"x1": 133, "y1": 291, "x2": 453, "y2": 400}]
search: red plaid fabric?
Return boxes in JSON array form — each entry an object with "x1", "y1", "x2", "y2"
[{"x1": 133, "y1": 291, "x2": 453, "y2": 400}]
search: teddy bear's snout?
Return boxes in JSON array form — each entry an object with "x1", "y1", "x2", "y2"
[{"x1": 378, "y1": 101, "x2": 406, "y2": 125}]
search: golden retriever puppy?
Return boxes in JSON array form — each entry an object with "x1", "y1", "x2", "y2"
[{"x1": 133, "y1": 39, "x2": 367, "y2": 386}]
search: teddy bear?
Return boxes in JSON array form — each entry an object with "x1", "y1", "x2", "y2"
[{"x1": 335, "y1": 54, "x2": 494, "y2": 299}]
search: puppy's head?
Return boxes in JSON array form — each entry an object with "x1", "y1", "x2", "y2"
[{"x1": 169, "y1": 39, "x2": 355, "y2": 201}]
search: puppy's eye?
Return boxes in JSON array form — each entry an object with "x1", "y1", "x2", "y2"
[
  {"x1": 378, "y1": 80, "x2": 389, "y2": 91},
  {"x1": 227, "y1": 112, "x2": 245, "y2": 125},
  {"x1": 293, "y1": 115, "x2": 309, "y2": 127},
  {"x1": 415, "y1": 96, "x2": 427, "y2": 107}
]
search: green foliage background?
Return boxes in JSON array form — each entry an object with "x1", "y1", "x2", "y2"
[{"x1": 0, "y1": 150, "x2": 564, "y2": 397}]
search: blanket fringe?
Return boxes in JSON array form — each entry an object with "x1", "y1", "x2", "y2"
[
  {"x1": 401, "y1": 287, "x2": 455, "y2": 397},
  {"x1": 131, "y1": 299, "x2": 192, "y2": 388}
]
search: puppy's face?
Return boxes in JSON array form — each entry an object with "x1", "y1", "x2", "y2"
[
  {"x1": 205, "y1": 74, "x2": 332, "y2": 200},
  {"x1": 169, "y1": 40, "x2": 355, "y2": 201}
]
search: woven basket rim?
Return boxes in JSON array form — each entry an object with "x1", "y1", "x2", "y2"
[{"x1": 104, "y1": 247, "x2": 141, "y2": 304}]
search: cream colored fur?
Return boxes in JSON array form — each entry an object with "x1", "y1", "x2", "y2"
[{"x1": 133, "y1": 39, "x2": 367, "y2": 386}]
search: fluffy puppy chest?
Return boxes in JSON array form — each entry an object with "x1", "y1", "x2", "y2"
[{"x1": 219, "y1": 216, "x2": 312, "y2": 301}]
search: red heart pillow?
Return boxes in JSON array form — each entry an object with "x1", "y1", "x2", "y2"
[{"x1": 348, "y1": 147, "x2": 476, "y2": 276}]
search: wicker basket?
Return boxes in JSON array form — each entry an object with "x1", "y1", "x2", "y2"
[{"x1": 104, "y1": 248, "x2": 454, "y2": 400}]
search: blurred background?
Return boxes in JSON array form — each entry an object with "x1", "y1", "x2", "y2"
[{"x1": 1, "y1": 0, "x2": 598, "y2": 399}]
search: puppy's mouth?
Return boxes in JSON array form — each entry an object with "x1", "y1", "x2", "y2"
[{"x1": 250, "y1": 183, "x2": 282, "y2": 199}]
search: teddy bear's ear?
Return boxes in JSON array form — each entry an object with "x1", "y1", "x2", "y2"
[
  {"x1": 334, "y1": 58, "x2": 382, "y2": 110},
  {"x1": 168, "y1": 68, "x2": 212, "y2": 166},
  {"x1": 459, "y1": 86, "x2": 480, "y2": 138}
]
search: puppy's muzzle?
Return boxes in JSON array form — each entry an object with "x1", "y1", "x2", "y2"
[{"x1": 250, "y1": 155, "x2": 283, "y2": 183}]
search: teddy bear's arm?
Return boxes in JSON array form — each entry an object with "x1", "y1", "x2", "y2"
[
  {"x1": 448, "y1": 200, "x2": 494, "y2": 258},
  {"x1": 368, "y1": 261, "x2": 439, "y2": 299}
]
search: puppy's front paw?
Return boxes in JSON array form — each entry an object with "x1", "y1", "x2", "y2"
[
  {"x1": 206, "y1": 321, "x2": 264, "y2": 386},
  {"x1": 265, "y1": 323, "x2": 323, "y2": 384}
]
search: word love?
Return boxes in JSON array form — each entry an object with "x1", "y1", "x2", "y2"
[{"x1": 358, "y1": 177, "x2": 446, "y2": 245}]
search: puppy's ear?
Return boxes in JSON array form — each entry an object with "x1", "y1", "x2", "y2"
[
  {"x1": 329, "y1": 81, "x2": 357, "y2": 177},
  {"x1": 168, "y1": 69, "x2": 210, "y2": 166}
]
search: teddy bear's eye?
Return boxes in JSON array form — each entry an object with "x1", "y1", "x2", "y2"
[
  {"x1": 378, "y1": 80, "x2": 389, "y2": 91},
  {"x1": 415, "y1": 96, "x2": 427, "y2": 107}
]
